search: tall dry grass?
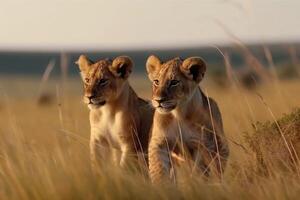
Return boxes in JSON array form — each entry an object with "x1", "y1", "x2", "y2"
[{"x1": 0, "y1": 71, "x2": 300, "y2": 199}]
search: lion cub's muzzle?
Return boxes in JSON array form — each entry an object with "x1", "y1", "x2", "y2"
[
  {"x1": 85, "y1": 94, "x2": 106, "y2": 108},
  {"x1": 152, "y1": 97, "x2": 177, "y2": 113}
]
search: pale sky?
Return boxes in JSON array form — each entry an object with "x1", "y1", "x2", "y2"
[{"x1": 0, "y1": 0, "x2": 299, "y2": 51}]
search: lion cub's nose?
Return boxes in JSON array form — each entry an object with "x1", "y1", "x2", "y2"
[
  {"x1": 86, "y1": 94, "x2": 95, "y2": 100},
  {"x1": 154, "y1": 97, "x2": 167, "y2": 104}
]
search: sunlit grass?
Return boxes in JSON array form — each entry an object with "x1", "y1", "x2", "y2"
[{"x1": 0, "y1": 76, "x2": 300, "y2": 199}]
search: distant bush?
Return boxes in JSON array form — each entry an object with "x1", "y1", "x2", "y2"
[
  {"x1": 207, "y1": 65, "x2": 230, "y2": 87},
  {"x1": 238, "y1": 70, "x2": 261, "y2": 90},
  {"x1": 276, "y1": 64, "x2": 300, "y2": 80},
  {"x1": 245, "y1": 108, "x2": 300, "y2": 174},
  {"x1": 37, "y1": 93, "x2": 54, "y2": 106}
]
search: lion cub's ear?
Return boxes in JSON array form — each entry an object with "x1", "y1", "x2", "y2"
[
  {"x1": 110, "y1": 56, "x2": 133, "y2": 79},
  {"x1": 146, "y1": 55, "x2": 162, "y2": 81},
  {"x1": 75, "y1": 55, "x2": 94, "y2": 72},
  {"x1": 181, "y1": 57, "x2": 206, "y2": 83}
]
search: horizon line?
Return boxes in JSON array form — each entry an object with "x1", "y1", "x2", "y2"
[{"x1": 0, "y1": 39, "x2": 299, "y2": 53}]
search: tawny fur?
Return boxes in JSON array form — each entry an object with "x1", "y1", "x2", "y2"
[
  {"x1": 76, "y1": 55, "x2": 153, "y2": 169},
  {"x1": 146, "y1": 55, "x2": 229, "y2": 183}
]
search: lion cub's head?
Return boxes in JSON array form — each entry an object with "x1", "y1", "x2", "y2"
[
  {"x1": 146, "y1": 55, "x2": 206, "y2": 114},
  {"x1": 76, "y1": 55, "x2": 133, "y2": 109}
]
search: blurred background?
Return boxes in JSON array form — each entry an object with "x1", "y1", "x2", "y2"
[{"x1": 1, "y1": 0, "x2": 299, "y2": 90}]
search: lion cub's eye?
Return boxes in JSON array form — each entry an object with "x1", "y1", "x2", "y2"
[
  {"x1": 170, "y1": 80, "x2": 180, "y2": 86},
  {"x1": 153, "y1": 80, "x2": 159, "y2": 86},
  {"x1": 98, "y1": 79, "x2": 109, "y2": 86}
]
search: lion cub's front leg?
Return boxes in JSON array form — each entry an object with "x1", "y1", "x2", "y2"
[
  {"x1": 119, "y1": 135, "x2": 142, "y2": 168},
  {"x1": 148, "y1": 132, "x2": 173, "y2": 183},
  {"x1": 90, "y1": 135, "x2": 110, "y2": 172},
  {"x1": 120, "y1": 145, "x2": 135, "y2": 168}
]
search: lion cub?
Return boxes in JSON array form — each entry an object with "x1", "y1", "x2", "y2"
[
  {"x1": 146, "y1": 55, "x2": 229, "y2": 183},
  {"x1": 76, "y1": 55, "x2": 153, "y2": 169}
]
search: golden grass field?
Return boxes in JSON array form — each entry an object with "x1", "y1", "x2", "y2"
[{"x1": 0, "y1": 74, "x2": 300, "y2": 200}]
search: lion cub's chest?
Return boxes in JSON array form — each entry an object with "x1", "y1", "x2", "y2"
[
  {"x1": 90, "y1": 110, "x2": 128, "y2": 149},
  {"x1": 166, "y1": 119, "x2": 203, "y2": 147}
]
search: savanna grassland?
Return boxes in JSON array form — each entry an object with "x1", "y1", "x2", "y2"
[{"x1": 0, "y1": 72, "x2": 300, "y2": 199}]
